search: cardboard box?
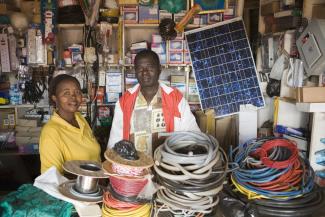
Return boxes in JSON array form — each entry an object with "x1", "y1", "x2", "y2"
[
  {"x1": 189, "y1": 15, "x2": 200, "y2": 25},
  {"x1": 0, "y1": 3, "x2": 7, "y2": 15},
  {"x1": 171, "y1": 75, "x2": 186, "y2": 94},
  {"x1": 152, "y1": 34, "x2": 163, "y2": 44},
  {"x1": 200, "y1": 14, "x2": 208, "y2": 26},
  {"x1": 184, "y1": 51, "x2": 191, "y2": 64},
  {"x1": 122, "y1": 6, "x2": 138, "y2": 24},
  {"x1": 208, "y1": 13, "x2": 223, "y2": 24},
  {"x1": 168, "y1": 40, "x2": 183, "y2": 52},
  {"x1": 16, "y1": 136, "x2": 32, "y2": 146},
  {"x1": 168, "y1": 51, "x2": 183, "y2": 64},
  {"x1": 138, "y1": 4, "x2": 159, "y2": 24},
  {"x1": 106, "y1": 92, "x2": 120, "y2": 103},
  {"x1": 159, "y1": 10, "x2": 172, "y2": 22},
  {"x1": 194, "y1": 110, "x2": 238, "y2": 153},
  {"x1": 174, "y1": 11, "x2": 186, "y2": 23},
  {"x1": 16, "y1": 131, "x2": 40, "y2": 137},
  {"x1": 15, "y1": 126, "x2": 42, "y2": 133},
  {"x1": 312, "y1": 4, "x2": 325, "y2": 19},
  {"x1": 188, "y1": 78, "x2": 199, "y2": 103},
  {"x1": 296, "y1": 87, "x2": 325, "y2": 103},
  {"x1": 224, "y1": 8, "x2": 235, "y2": 20},
  {"x1": 17, "y1": 118, "x2": 40, "y2": 127},
  {"x1": 151, "y1": 42, "x2": 166, "y2": 54},
  {"x1": 0, "y1": 109, "x2": 15, "y2": 129},
  {"x1": 261, "y1": 0, "x2": 280, "y2": 16},
  {"x1": 158, "y1": 53, "x2": 167, "y2": 64}
]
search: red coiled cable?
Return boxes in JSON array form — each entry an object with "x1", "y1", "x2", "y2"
[
  {"x1": 109, "y1": 176, "x2": 148, "y2": 197},
  {"x1": 251, "y1": 159, "x2": 303, "y2": 191},
  {"x1": 255, "y1": 139, "x2": 299, "y2": 169},
  {"x1": 103, "y1": 191, "x2": 140, "y2": 210}
]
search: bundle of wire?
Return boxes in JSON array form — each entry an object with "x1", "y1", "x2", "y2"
[
  {"x1": 102, "y1": 174, "x2": 152, "y2": 216},
  {"x1": 109, "y1": 176, "x2": 148, "y2": 198},
  {"x1": 102, "y1": 192, "x2": 151, "y2": 217},
  {"x1": 245, "y1": 187, "x2": 324, "y2": 217},
  {"x1": 230, "y1": 138, "x2": 314, "y2": 201},
  {"x1": 102, "y1": 142, "x2": 154, "y2": 217},
  {"x1": 153, "y1": 131, "x2": 228, "y2": 216}
]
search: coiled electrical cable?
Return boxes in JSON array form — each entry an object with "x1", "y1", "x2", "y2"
[
  {"x1": 240, "y1": 186, "x2": 324, "y2": 217},
  {"x1": 230, "y1": 138, "x2": 314, "y2": 201},
  {"x1": 102, "y1": 191, "x2": 152, "y2": 217},
  {"x1": 153, "y1": 131, "x2": 228, "y2": 216},
  {"x1": 102, "y1": 192, "x2": 140, "y2": 209},
  {"x1": 110, "y1": 176, "x2": 148, "y2": 197},
  {"x1": 103, "y1": 140, "x2": 155, "y2": 215}
]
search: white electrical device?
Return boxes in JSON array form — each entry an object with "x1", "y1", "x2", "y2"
[
  {"x1": 36, "y1": 29, "x2": 46, "y2": 64},
  {"x1": 8, "y1": 34, "x2": 19, "y2": 71},
  {"x1": 0, "y1": 34, "x2": 11, "y2": 72},
  {"x1": 98, "y1": 69, "x2": 106, "y2": 87},
  {"x1": 268, "y1": 37, "x2": 274, "y2": 68},
  {"x1": 27, "y1": 28, "x2": 37, "y2": 64}
]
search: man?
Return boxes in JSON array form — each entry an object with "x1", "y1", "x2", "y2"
[{"x1": 107, "y1": 50, "x2": 200, "y2": 155}]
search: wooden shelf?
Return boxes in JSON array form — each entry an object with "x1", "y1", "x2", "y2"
[
  {"x1": 97, "y1": 103, "x2": 116, "y2": 106},
  {"x1": 0, "y1": 150, "x2": 39, "y2": 156},
  {"x1": 124, "y1": 23, "x2": 159, "y2": 28},
  {"x1": 57, "y1": 24, "x2": 85, "y2": 29},
  {"x1": 57, "y1": 23, "x2": 118, "y2": 29},
  {"x1": 0, "y1": 104, "x2": 50, "y2": 109}
]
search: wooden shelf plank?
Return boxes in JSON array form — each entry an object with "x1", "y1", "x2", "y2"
[
  {"x1": 124, "y1": 23, "x2": 159, "y2": 28},
  {"x1": 57, "y1": 23, "x2": 118, "y2": 29}
]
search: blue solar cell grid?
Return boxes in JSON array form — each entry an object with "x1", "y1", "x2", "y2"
[{"x1": 185, "y1": 17, "x2": 265, "y2": 117}]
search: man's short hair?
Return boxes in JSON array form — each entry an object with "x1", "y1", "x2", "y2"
[{"x1": 134, "y1": 50, "x2": 160, "y2": 66}]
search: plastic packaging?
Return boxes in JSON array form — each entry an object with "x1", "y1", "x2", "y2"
[
  {"x1": 266, "y1": 78, "x2": 281, "y2": 97},
  {"x1": 113, "y1": 140, "x2": 139, "y2": 160},
  {"x1": 136, "y1": 174, "x2": 160, "y2": 200},
  {"x1": 274, "y1": 125, "x2": 304, "y2": 137}
]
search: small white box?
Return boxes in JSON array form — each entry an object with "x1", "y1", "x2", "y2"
[{"x1": 168, "y1": 40, "x2": 183, "y2": 52}]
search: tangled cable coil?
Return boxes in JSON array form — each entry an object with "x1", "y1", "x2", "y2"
[
  {"x1": 102, "y1": 191, "x2": 152, "y2": 217},
  {"x1": 230, "y1": 138, "x2": 314, "y2": 201},
  {"x1": 153, "y1": 131, "x2": 228, "y2": 216}
]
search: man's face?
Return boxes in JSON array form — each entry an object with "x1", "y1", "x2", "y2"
[{"x1": 135, "y1": 56, "x2": 161, "y2": 88}]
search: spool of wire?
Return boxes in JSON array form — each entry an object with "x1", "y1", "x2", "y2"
[
  {"x1": 110, "y1": 176, "x2": 148, "y2": 198},
  {"x1": 153, "y1": 131, "x2": 228, "y2": 216},
  {"x1": 59, "y1": 160, "x2": 108, "y2": 203},
  {"x1": 230, "y1": 138, "x2": 314, "y2": 201},
  {"x1": 102, "y1": 140, "x2": 154, "y2": 215},
  {"x1": 102, "y1": 192, "x2": 152, "y2": 217}
]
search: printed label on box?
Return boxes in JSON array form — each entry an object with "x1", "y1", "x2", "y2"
[
  {"x1": 169, "y1": 51, "x2": 183, "y2": 64},
  {"x1": 169, "y1": 40, "x2": 184, "y2": 52}
]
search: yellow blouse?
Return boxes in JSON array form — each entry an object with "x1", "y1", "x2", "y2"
[{"x1": 39, "y1": 112, "x2": 100, "y2": 174}]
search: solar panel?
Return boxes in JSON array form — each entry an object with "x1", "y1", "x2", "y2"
[{"x1": 185, "y1": 17, "x2": 265, "y2": 117}]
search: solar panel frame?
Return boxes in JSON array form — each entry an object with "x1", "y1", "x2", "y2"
[{"x1": 185, "y1": 17, "x2": 265, "y2": 117}]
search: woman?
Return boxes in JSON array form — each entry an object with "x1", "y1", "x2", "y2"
[{"x1": 39, "y1": 74, "x2": 100, "y2": 174}]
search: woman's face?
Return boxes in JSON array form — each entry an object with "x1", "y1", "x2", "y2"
[{"x1": 52, "y1": 80, "x2": 82, "y2": 115}]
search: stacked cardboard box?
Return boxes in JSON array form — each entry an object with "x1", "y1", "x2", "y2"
[
  {"x1": 15, "y1": 120, "x2": 41, "y2": 153},
  {"x1": 151, "y1": 34, "x2": 167, "y2": 64}
]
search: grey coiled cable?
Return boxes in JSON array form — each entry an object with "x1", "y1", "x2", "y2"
[{"x1": 153, "y1": 131, "x2": 228, "y2": 216}]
